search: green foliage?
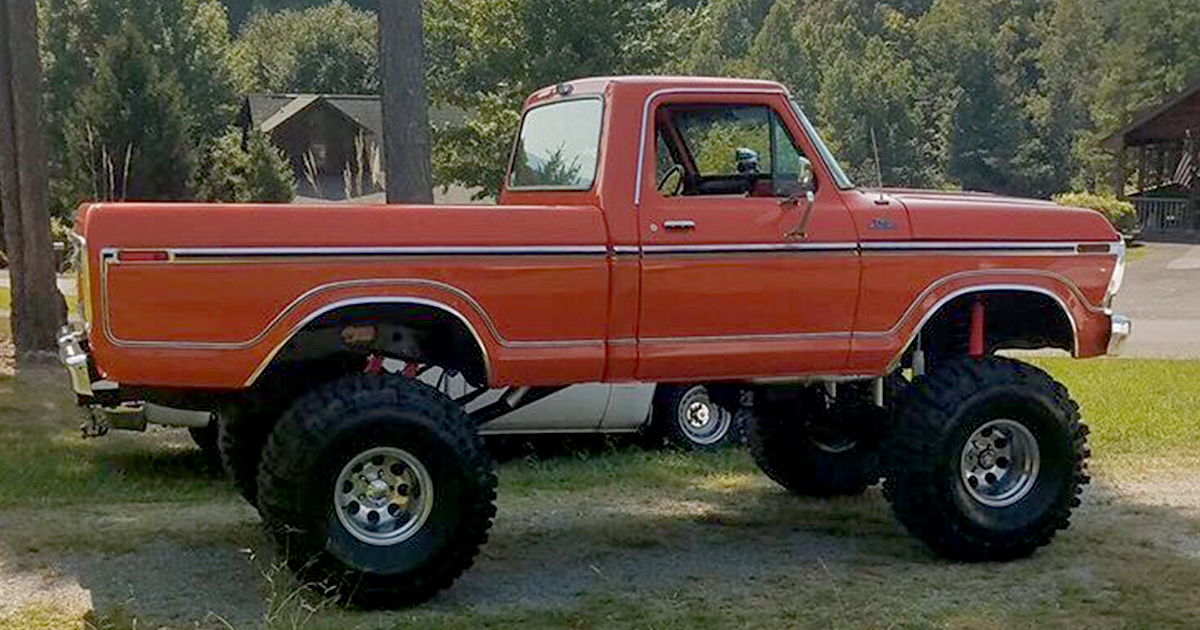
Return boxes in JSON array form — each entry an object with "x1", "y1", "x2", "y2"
[
  {"x1": 41, "y1": 0, "x2": 237, "y2": 141},
  {"x1": 34, "y1": 0, "x2": 1200, "y2": 208},
  {"x1": 41, "y1": 0, "x2": 236, "y2": 215},
  {"x1": 63, "y1": 22, "x2": 197, "y2": 202},
  {"x1": 228, "y1": 1, "x2": 379, "y2": 95},
  {"x1": 198, "y1": 127, "x2": 295, "y2": 202},
  {"x1": 432, "y1": 93, "x2": 522, "y2": 200},
  {"x1": 1053, "y1": 192, "x2": 1138, "y2": 234}
]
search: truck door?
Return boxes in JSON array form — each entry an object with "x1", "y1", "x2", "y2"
[{"x1": 635, "y1": 93, "x2": 860, "y2": 381}]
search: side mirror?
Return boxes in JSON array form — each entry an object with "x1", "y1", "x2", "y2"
[
  {"x1": 798, "y1": 157, "x2": 814, "y2": 192},
  {"x1": 783, "y1": 157, "x2": 816, "y2": 239},
  {"x1": 774, "y1": 157, "x2": 814, "y2": 199},
  {"x1": 735, "y1": 147, "x2": 760, "y2": 174}
]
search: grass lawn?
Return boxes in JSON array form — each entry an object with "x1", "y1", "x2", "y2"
[{"x1": 1, "y1": 358, "x2": 1199, "y2": 629}]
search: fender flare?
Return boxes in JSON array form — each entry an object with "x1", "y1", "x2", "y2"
[
  {"x1": 887, "y1": 282, "x2": 1081, "y2": 371},
  {"x1": 244, "y1": 296, "x2": 492, "y2": 388}
]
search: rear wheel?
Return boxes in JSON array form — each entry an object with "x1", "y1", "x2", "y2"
[
  {"x1": 883, "y1": 357, "x2": 1089, "y2": 560},
  {"x1": 217, "y1": 402, "x2": 280, "y2": 506},
  {"x1": 256, "y1": 374, "x2": 496, "y2": 606},
  {"x1": 187, "y1": 419, "x2": 220, "y2": 467}
]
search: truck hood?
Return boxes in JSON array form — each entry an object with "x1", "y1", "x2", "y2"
[{"x1": 866, "y1": 188, "x2": 1120, "y2": 242}]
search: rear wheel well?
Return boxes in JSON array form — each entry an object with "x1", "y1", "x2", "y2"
[
  {"x1": 915, "y1": 290, "x2": 1074, "y2": 364},
  {"x1": 251, "y1": 302, "x2": 489, "y2": 396}
]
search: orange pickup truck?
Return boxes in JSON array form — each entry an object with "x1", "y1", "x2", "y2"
[{"x1": 58, "y1": 76, "x2": 1130, "y2": 605}]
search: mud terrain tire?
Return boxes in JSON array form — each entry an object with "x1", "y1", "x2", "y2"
[
  {"x1": 883, "y1": 357, "x2": 1090, "y2": 561},
  {"x1": 748, "y1": 393, "x2": 885, "y2": 497},
  {"x1": 257, "y1": 374, "x2": 497, "y2": 607},
  {"x1": 188, "y1": 419, "x2": 221, "y2": 467},
  {"x1": 217, "y1": 403, "x2": 279, "y2": 506}
]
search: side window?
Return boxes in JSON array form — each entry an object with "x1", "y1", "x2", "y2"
[
  {"x1": 676, "y1": 106, "x2": 772, "y2": 178},
  {"x1": 655, "y1": 130, "x2": 684, "y2": 197},
  {"x1": 655, "y1": 103, "x2": 809, "y2": 198},
  {"x1": 772, "y1": 113, "x2": 808, "y2": 195}
]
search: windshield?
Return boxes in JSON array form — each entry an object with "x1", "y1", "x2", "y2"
[{"x1": 791, "y1": 101, "x2": 854, "y2": 189}]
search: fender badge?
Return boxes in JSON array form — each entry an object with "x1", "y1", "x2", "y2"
[{"x1": 870, "y1": 217, "x2": 897, "y2": 230}]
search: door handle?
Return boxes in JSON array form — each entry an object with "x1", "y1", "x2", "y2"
[{"x1": 663, "y1": 219, "x2": 696, "y2": 230}]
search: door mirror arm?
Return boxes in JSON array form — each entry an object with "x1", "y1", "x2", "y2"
[{"x1": 784, "y1": 190, "x2": 816, "y2": 239}]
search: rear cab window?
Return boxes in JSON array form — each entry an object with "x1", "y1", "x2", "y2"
[{"x1": 509, "y1": 98, "x2": 604, "y2": 190}]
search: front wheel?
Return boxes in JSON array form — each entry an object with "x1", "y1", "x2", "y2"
[
  {"x1": 883, "y1": 357, "x2": 1090, "y2": 561},
  {"x1": 256, "y1": 374, "x2": 497, "y2": 606}
]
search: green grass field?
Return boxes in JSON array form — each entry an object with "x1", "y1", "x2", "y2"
[{"x1": 1, "y1": 358, "x2": 1199, "y2": 629}]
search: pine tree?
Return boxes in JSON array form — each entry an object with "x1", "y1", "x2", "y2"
[{"x1": 64, "y1": 21, "x2": 196, "y2": 202}]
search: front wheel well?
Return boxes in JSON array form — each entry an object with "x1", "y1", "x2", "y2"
[
  {"x1": 913, "y1": 290, "x2": 1075, "y2": 363},
  {"x1": 251, "y1": 302, "x2": 490, "y2": 393}
]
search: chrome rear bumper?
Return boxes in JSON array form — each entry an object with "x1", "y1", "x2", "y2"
[
  {"x1": 1108, "y1": 313, "x2": 1132, "y2": 356},
  {"x1": 57, "y1": 325, "x2": 93, "y2": 397},
  {"x1": 57, "y1": 325, "x2": 146, "y2": 436}
]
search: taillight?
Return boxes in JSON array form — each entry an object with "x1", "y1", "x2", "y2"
[
  {"x1": 116, "y1": 250, "x2": 170, "y2": 262},
  {"x1": 70, "y1": 233, "x2": 92, "y2": 327}
]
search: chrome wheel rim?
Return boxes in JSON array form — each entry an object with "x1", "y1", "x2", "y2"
[
  {"x1": 960, "y1": 419, "x2": 1040, "y2": 508},
  {"x1": 676, "y1": 387, "x2": 731, "y2": 445},
  {"x1": 334, "y1": 446, "x2": 433, "y2": 546}
]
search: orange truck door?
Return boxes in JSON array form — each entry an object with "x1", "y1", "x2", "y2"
[{"x1": 635, "y1": 93, "x2": 860, "y2": 382}]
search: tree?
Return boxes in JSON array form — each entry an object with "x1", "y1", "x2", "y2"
[
  {"x1": 65, "y1": 22, "x2": 197, "y2": 201},
  {"x1": 228, "y1": 1, "x2": 379, "y2": 95},
  {"x1": 682, "y1": 0, "x2": 775, "y2": 76},
  {"x1": 198, "y1": 127, "x2": 294, "y2": 202},
  {"x1": 379, "y1": 0, "x2": 433, "y2": 203},
  {"x1": 41, "y1": 0, "x2": 236, "y2": 215},
  {"x1": 1035, "y1": 0, "x2": 1105, "y2": 191},
  {"x1": 430, "y1": 92, "x2": 520, "y2": 200},
  {"x1": 0, "y1": 0, "x2": 64, "y2": 363}
]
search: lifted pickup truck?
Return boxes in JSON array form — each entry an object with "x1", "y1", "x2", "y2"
[{"x1": 59, "y1": 76, "x2": 1130, "y2": 605}]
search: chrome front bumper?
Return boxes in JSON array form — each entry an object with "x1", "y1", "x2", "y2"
[{"x1": 1108, "y1": 313, "x2": 1132, "y2": 356}]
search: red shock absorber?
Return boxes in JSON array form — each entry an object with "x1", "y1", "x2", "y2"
[
  {"x1": 969, "y1": 297, "x2": 986, "y2": 358},
  {"x1": 365, "y1": 354, "x2": 384, "y2": 374}
]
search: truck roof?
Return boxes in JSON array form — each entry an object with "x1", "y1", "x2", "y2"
[{"x1": 523, "y1": 75, "x2": 788, "y2": 108}]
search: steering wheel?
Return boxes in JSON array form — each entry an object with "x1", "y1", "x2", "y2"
[{"x1": 657, "y1": 164, "x2": 685, "y2": 197}]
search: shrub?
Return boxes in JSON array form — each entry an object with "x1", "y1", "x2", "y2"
[
  {"x1": 1052, "y1": 192, "x2": 1137, "y2": 234},
  {"x1": 198, "y1": 127, "x2": 295, "y2": 203}
]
